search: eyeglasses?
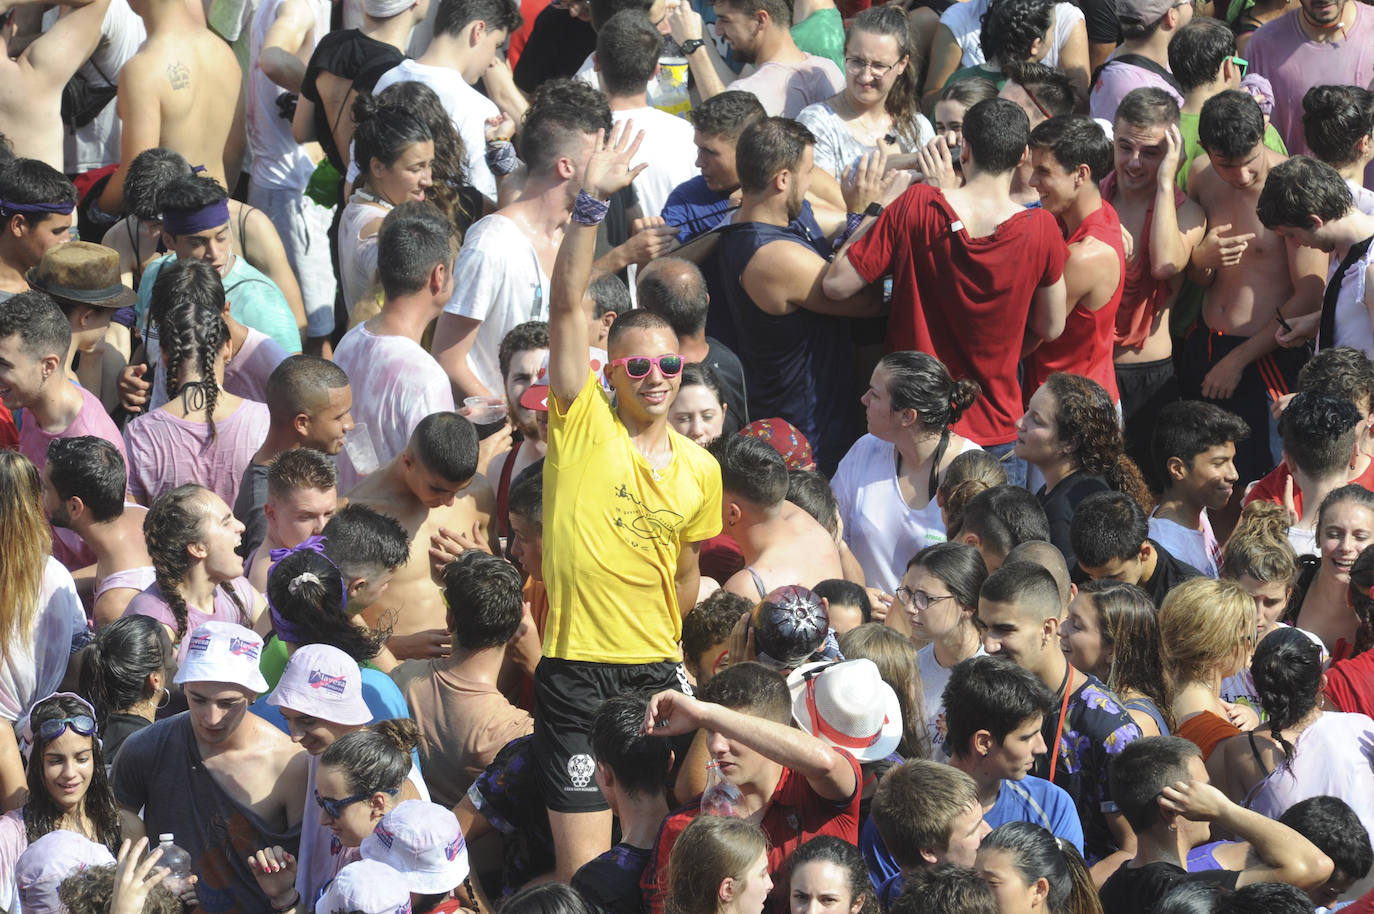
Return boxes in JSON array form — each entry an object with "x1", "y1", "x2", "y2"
[
  {"x1": 895, "y1": 587, "x2": 956, "y2": 611},
  {"x1": 609, "y1": 354, "x2": 685, "y2": 379},
  {"x1": 1228, "y1": 54, "x2": 1248, "y2": 77},
  {"x1": 844, "y1": 56, "x2": 902, "y2": 76},
  {"x1": 36, "y1": 715, "x2": 98, "y2": 742},
  {"x1": 315, "y1": 788, "x2": 398, "y2": 819}
]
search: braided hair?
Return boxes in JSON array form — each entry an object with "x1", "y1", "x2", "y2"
[
  {"x1": 148, "y1": 260, "x2": 230, "y2": 443},
  {"x1": 1251, "y1": 626, "x2": 1324, "y2": 764},
  {"x1": 142, "y1": 485, "x2": 244, "y2": 638}
]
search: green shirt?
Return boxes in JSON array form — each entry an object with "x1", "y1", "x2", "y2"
[{"x1": 791, "y1": 7, "x2": 845, "y2": 70}]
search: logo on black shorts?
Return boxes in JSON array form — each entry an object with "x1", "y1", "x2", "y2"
[{"x1": 567, "y1": 753, "x2": 595, "y2": 789}]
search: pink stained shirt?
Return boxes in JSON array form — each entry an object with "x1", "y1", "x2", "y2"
[
  {"x1": 123, "y1": 399, "x2": 271, "y2": 507},
  {"x1": 730, "y1": 55, "x2": 845, "y2": 118},
  {"x1": 18, "y1": 384, "x2": 128, "y2": 471},
  {"x1": 1247, "y1": 6, "x2": 1374, "y2": 188}
]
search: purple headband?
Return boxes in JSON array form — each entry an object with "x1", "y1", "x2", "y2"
[
  {"x1": 267, "y1": 536, "x2": 348, "y2": 645},
  {"x1": 161, "y1": 198, "x2": 230, "y2": 236},
  {"x1": 0, "y1": 198, "x2": 75, "y2": 217}
]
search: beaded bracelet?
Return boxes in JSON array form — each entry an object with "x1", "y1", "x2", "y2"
[{"x1": 572, "y1": 190, "x2": 610, "y2": 226}]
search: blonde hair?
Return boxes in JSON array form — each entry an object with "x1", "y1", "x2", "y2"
[
  {"x1": 838, "y1": 623, "x2": 930, "y2": 759},
  {"x1": 0, "y1": 451, "x2": 52, "y2": 655},
  {"x1": 667, "y1": 816, "x2": 769, "y2": 914},
  {"x1": 939, "y1": 450, "x2": 1008, "y2": 538},
  {"x1": 1158, "y1": 577, "x2": 1255, "y2": 693}
]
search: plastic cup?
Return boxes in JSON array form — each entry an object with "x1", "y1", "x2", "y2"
[{"x1": 463, "y1": 396, "x2": 508, "y2": 439}]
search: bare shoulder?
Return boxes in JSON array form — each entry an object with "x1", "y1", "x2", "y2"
[{"x1": 1069, "y1": 235, "x2": 1120, "y2": 272}]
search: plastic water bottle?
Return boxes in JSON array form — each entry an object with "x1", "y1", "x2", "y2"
[
  {"x1": 700, "y1": 760, "x2": 743, "y2": 817},
  {"x1": 155, "y1": 834, "x2": 193, "y2": 895}
]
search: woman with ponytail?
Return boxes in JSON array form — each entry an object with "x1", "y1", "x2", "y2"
[
  {"x1": 123, "y1": 260, "x2": 271, "y2": 507},
  {"x1": 976, "y1": 822, "x2": 1102, "y2": 914},
  {"x1": 796, "y1": 7, "x2": 934, "y2": 182},
  {"x1": 78, "y1": 614, "x2": 174, "y2": 761},
  {"x1": 372, "y1": 80, "x2": 481, "y2": 237},
  {"x1": 1015, "y1": 373, "x2": 1151, "y2": 569},
  {"x1": 832, "y1": 351, "x2": 983, "y2": 594},
  {"x1": 128, "y1": 483, "x2": 265, "y2": 658},
  {"x1": 1211, "y1": 627, "x2": 1374, "y2": 871},
  {"x1": 255, "y1": 641, "x2": 427, "y2": 906},
  {"x1": 338, "y1": 94, "x2": 435, "y2": 316}
]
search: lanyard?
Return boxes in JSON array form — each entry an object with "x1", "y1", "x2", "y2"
[{"x1": 1049, "y1": 666, "x2": 1073, "y2": 783}]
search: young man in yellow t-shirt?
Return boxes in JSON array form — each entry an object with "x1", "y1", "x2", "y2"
[{"x1": 537, "y1": 121, "x2": 724, "y2": 882}]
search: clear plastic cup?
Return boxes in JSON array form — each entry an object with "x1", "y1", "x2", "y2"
[{"x1": 463, "y1": 396, "x2": 508, "y2": 439}]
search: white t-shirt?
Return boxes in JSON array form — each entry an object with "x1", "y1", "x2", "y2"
[
  {"x1": 796, "y1": 101, "x2": 935, "y2": 179},
  {"x1": 372, "y1": 59, "x2": 499, "y2": 202},
  {"x1": 1147, "y1": 511, "x2": 1218, "y2": 577},
  {"x1": 333, "y1": 324, "x2": 456, "y2": 492},
  {"x1": 576, "y1": 53, "x2": 666, "y2": 106},
  {"x1": 611, "y1": 106, "x2": 697, "y2": 219},
  {"x1": 730, "y1": 55, "x2": 845, "y2": 117},
  {"x1": 441, "y1": 213, "x2": 549, "y2": 396},
  {"x1": 50, "y1": 0, "x2": 144, "y2": 173},
  {"x1": 0, "y1": 558, "x2": 85, "y2": 723},
  {"x1": 831, "y1": 433, "x2": 982, "y2": 593},
  {"x1": 918, "y1": 640, "x2": 986, "y2": 763},
  {"x1": 941, "y1": 0, "x2": 1084, "y2": 69},
  {"x1": 337, "y1": 195, "x2": 390, "y2": 316},
  {"x1": 1330, "y1": 228, "x2": 1374, "y2": 359},
  {"x1": 247, "y1": 0, "x2": 328, "y2": 191}
]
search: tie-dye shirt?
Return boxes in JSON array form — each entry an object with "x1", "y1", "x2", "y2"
[{"x1": 1034, "y1": 674, "x2": 1142, "y2": 864}]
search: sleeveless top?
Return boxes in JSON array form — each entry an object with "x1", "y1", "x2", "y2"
[
  {"x1": 1100, "y1": 172, "x2": 1186, "y2": 351},
  {"x1": 1124, "y1": 695, "x2": 1170, "y2": 736},
  {"x1": 713, "y1": 214, "x2": 860, "y2": 472}
]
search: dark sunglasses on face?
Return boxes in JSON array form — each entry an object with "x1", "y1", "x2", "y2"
[
  {"x1": 610, "y1": 354, "x2": 685, "y2": 379},
  {"x1": 314, "y1": 787, "x2": 399, "y2": 819},
  {"x1": 37, "y1": 715, "x2": 98, "y2": 742}
]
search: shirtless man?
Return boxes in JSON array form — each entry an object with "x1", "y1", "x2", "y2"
[
  {"x1": 1184, "y1": 89, "x2": 1325, "y2": 487},
  {"x1": 1024, "y1": 115, "x2": 1126, "y2": 402},
  {"x1": 1104, "y1": 88, "x2": 1207, "y2": 474},
  {"x1": 714, "y1": 431, "x2": 841, "y2": 598},
  {"x1": 346, "y1": 412, "x2": 497, "y2": 659},
  {"x1": 97, "y1": 0, "x2": 245, "y2": 215},
  {"x1": 111, "y1": 621, "x2": 308, "y2": 912},
  {"x1": 0, "y1": 0, "x2": 110, "y2": 168}
]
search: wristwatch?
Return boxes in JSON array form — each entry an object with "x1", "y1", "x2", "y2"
[
  {"x1": 864, "y1": 202, "x2": 884, "y2": 218},
  {"x1": 680, "y1": 38, "x2": 707, "y2": 54}
]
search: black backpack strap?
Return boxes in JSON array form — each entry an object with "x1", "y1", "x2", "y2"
[{"x1": 1090, "y1": 53, "x2": 1184, "y2": 95}]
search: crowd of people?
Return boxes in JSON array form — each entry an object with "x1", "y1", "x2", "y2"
[{"x1": 0, "y1": 0, "x2": 1373, "y2": 907}]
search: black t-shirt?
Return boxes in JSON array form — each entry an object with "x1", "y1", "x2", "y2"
[
  {"x1": 1037, "y1": 470, "x2": 1111, "y2": 570},
  {"x1": 233, "y1": 461, "x2": 271, "y2": 560},
  {"x1": 102, "y1": 712, "x2": 151, "y2": 764},
  {"x1": 571, "y1": 843, "x2": 653, "y2": 914},
  {"x1": 512, "y1": 5, "x2": 595, "y2": 94},
  {"x1": 705, "y1": 337, "x2": 749, "y2": 435},
  {"x1": 1080, "y1": 0, "x2": 1123, "y2": 46},
  {"x1": 302, "y1": 30, "x2": 406, "y2": 170},
  {"x1": 1099, "y1": 861, "x2": 1239, "y2": 914},
  {"x1": 1143, "y1": 538, "x2": 1202, "y2": 607}
]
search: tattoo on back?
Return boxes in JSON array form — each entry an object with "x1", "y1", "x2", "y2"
[{"x1": 167, "y1": 61, "x2": 191, "y2": 90}]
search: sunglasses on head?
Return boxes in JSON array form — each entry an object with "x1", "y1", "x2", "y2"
[
  {"x1": 314, "y1": 787, "x2": 398, "y2": 819},
  {"x1": 37, "y1": 715, "x2": 98, "y2": 742},
  {"x1": 609, "y1": 354, "x2": 685, "y2": 379}
]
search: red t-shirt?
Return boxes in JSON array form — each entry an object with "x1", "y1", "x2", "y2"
[
  {"x1": 0, "y1": 403, "x2": 16, "y2": 451},
  {"x1": 1244, "y1": 459, "x2": 1374, "y2": 516},
  {"x1": 1326, "y1": 651, "x2": 1374, "y2": 717},
  {"x1": 846, "y1": 185, "x2": 1069, "y2": 445},
  {"x1": 640, "y1": 753, "x2": 862, "y2": 914},
  {"x1": 1024, "y1": 201, "x2": 1125, "y2": 402},
  {"x1": 1100, "y1": 173, "x2": 1185, "y2": 351}
]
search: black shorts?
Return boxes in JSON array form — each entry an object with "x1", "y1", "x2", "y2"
[
  {"x1": 532, "y1": 657, "x2": 692, "y2": 813},
  {"x1": 1115, "y1": 357, "x2": 1178, "y2": 488}
]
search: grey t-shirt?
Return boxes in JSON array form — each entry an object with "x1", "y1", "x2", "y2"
[{"x1": 234, "y1": 460, "x2": 271, "y2": 559}]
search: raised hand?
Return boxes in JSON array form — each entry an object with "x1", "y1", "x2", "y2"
[
  {"x1": 1158, "y1": 124, "x2": 1182, "y2": 186},
  {"x1": 582, "y1": 122, "x2": 648, "y2": 202},
  {"x1": 842, "y1": 150, "x2": 889, "y2": 215},
  {"x1": 664, "y1": 0, "x2": 704, "y2": 44},
  {"x1": 917, "y1": 135, "x2": 960, "y2": 190},
  {"x1": 642, "y1": 689, "x2": 710, "y2": 737},
  {"x1": 111, "y1": 838, "x2": 171, "y2": 914},
  {"x1": 1193, "y1": 223, "x2": 1256, "y2": 270}
]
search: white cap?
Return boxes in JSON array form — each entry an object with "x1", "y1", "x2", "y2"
[
  {"x1": 268, "y1": 644, "x2": 371, "y2": 726},
  {"x1": 361, "y1": 800, "x2": 469, "y2": 895},
  {"x1": 787, "y1": 658, "x2": 902, "y2": 762},
  {"x1": 173, "y1": 620, "x2": 270, "y2": 694},
  {"x1": 317, "y1": 860, "x2": 413, "y2": 914}
]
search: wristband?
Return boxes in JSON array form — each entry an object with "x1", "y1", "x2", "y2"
[
  {"x1": 680, "y1": 38, "x2": 706, "y2": 55},
  {"x1": 572, "y1": 190, "x2": 610, "y2": 226},
  {"x1": 271, "y1": 892, "x2": 301, "y2": 913},
  {"x1": 485, "y1": 139, "x2": 518, "y2": 176}
]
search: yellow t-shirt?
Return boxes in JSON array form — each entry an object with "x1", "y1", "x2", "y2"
[{"x1": 543, "y1": 371, "x2": 722, "y2": 664}]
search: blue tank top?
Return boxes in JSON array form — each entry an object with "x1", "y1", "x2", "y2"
[{"x1": 711, "y1": 208, "x2": 859, "y2": 472}]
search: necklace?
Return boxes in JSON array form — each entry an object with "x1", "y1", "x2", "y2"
[{"x1": 1300, "y1": 1, "x2": 1352, "y2": 40}]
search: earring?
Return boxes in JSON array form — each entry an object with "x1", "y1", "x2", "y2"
[{"x1": 155, "y1": 687, "x2": 171, "y2": 710}]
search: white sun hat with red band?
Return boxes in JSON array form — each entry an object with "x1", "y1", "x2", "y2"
[
  {"x1": 519, "y1": 347, "x2": 610, "y2": 412},
  {"x1": 787, "y1": 658, "x2": 902, "y2": 762}
]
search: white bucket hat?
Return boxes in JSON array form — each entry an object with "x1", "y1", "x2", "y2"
[
  {"x1": 317, "y1": 860, "x2": 413, "y2": 914},
  {"x1": 173, "y1": 620, "x2": 269, "y2": 694},
  {"x1": 361, "y1": 800, "x2": 470, "y2": 895},
  {"x1": 268, "y1": 643, "x2": 371, "y2": 726},
  {"x1": 787, "y1": 658, "x2": 903, "y2": 762}
]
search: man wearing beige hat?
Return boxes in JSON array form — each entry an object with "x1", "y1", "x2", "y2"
[
  {"x1": 1088, "y1": 0, "x2": 1189, "y2": 122},
  {"x1": 28, "y1": 240, "x2": 137, "y2": 404}
]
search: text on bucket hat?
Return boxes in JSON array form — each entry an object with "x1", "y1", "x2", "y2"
[
  {"x1": 268, "y1": 643, "x2": 371, "y2": 726},
  {"x1": 361, "y1": 800, "x2": 470, "y2": 895},
  {"x1": 173, "y1": 620, "x2": 270, "y2": 694}
]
